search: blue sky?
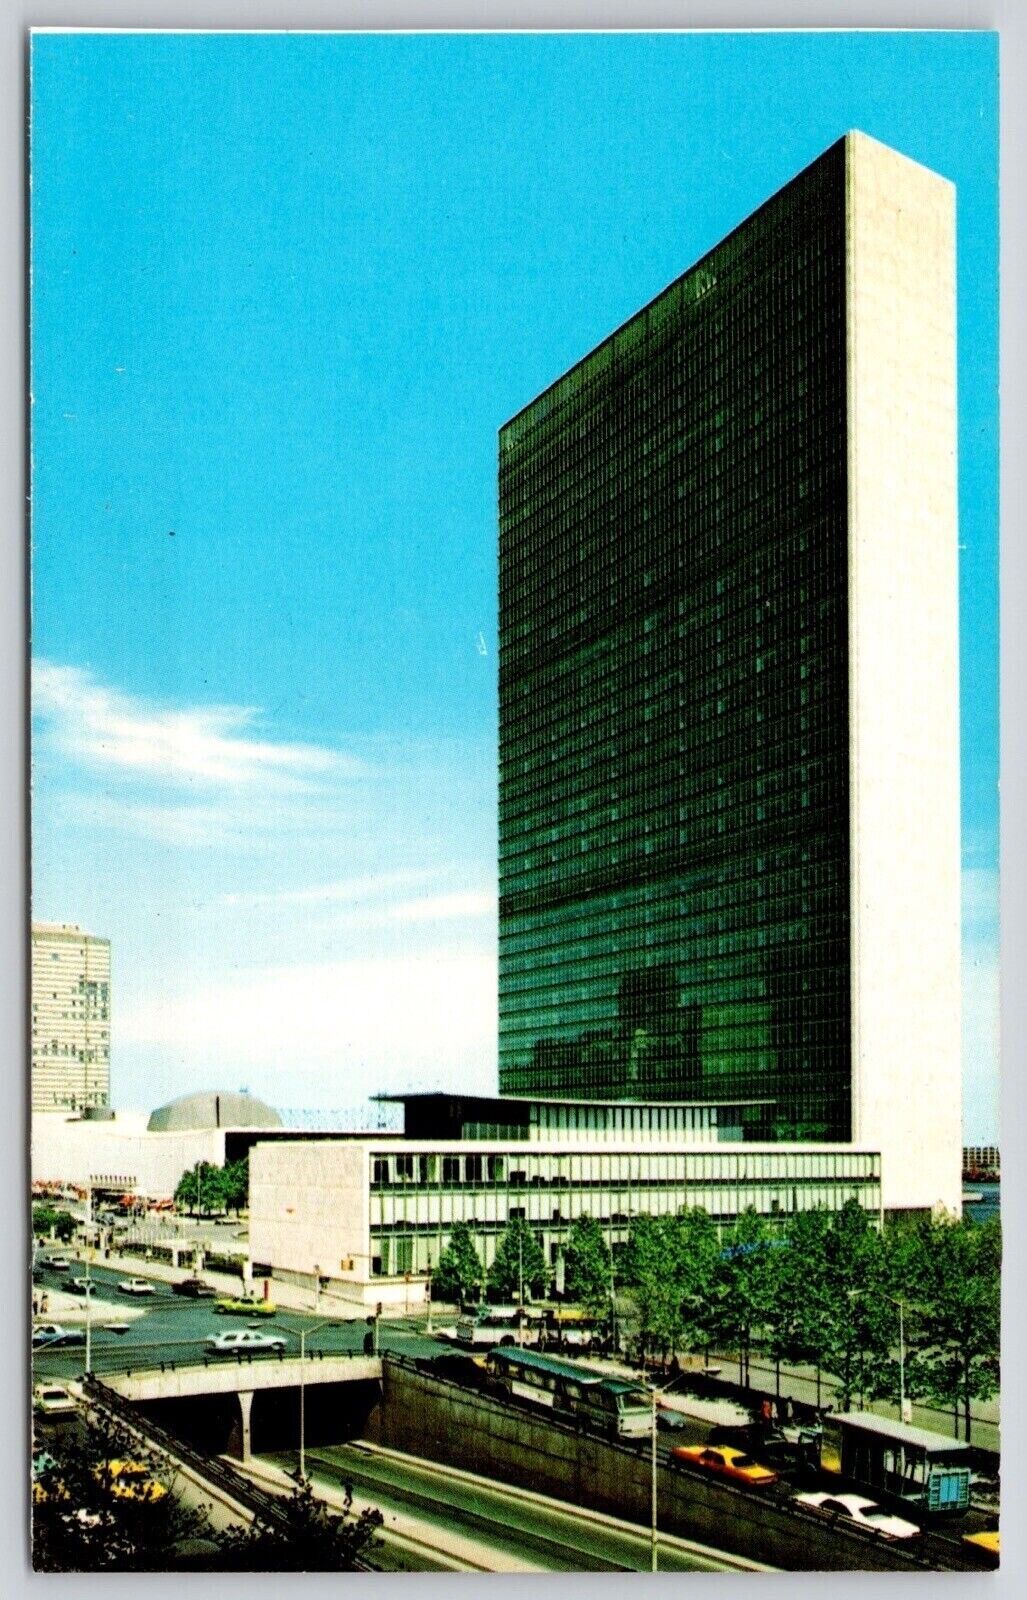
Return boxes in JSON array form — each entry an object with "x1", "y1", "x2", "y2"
[{"x1": 30, "y1": 31, "x2": 998, "y2": 1136}]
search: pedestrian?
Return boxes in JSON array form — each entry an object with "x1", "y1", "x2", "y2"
[
  {"x1": 784, "y1": 1396, "x2": 794, "y2": 1424},
  {"x1": 760, "y1": 1397, "x2": 772, "y2": 1424}
]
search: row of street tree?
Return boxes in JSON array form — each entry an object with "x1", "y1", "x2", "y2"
[
  {"x1": 432, "y1": 1202, "x2": 999, "y2": 1441},
  {"x1": 173, "y1": 1158, "x2": 249, "y2": 1216}
]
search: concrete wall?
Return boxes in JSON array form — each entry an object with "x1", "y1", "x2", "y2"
[
  {"x1": 845, "y1": 132, "x2": 962, "y2": 1217},
  {"x1": 31, "y1": 1110, "x2": 227, "y2": 1197},
  {"x1": 249, "y1": 1139, "x2": 370, "y2": 1288},
  {"x1": 367, "y1": 1360, "x2": 926, "y2": 1573}
]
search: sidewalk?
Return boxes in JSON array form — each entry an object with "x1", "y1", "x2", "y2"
[
  {"x1": 54, "y1": 1242, "x2": 369, "y2": 1321},
  {"x1": 706, "y1": 1350, "x2": 999, "y2": 1455}
]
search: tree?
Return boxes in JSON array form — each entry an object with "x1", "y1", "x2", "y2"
[
  {"x1": 820, "y1": 1200, "x2": 891, "y2": 1410},
  {"x1": 562, "y1": 1216, "x2": 612, "y2": 1314},
  {"x1": 32, "y1": 1413, "x2": 215, "y2": 1572},
  {"x1": 708, "y1": 1208, "x2": 778, "y2": 1389},
  {"x1": 487, "y1": 1217, "x2": 547, "y2": 1300},
  {"x1": 220, "y1": 1157, "x2": 249, "y2": 1214},
  {"x1": 215, "y1": 1474, "x2": 382, "y2": 1571},
  {"x1": 672, "y1": 1208, "x2": 721, "y2": 1357},
  {"x1": 769, "y1": 1206, "x2": 834, "y2": 1406},
  {"x1": 174, "y1": 1161, "x2": 225, "y2": 1216},
  {"x1": 32, "y1": 1203, "x2": 76, "y2": 1242},
  {"x1": 904, "y1": 1213, "x2": 1000, "y2": 1441},
  {"x1": 432, "y1": 1222, "x2": 483, "y2": 1305},
  {"x1": 620, "y1": 1214, "x2": 684, "y2": 1361}
]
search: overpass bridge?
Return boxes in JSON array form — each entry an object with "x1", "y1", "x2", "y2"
[{"x1": 96, "y1": 1349, "x2": 381, "y2": 1461}]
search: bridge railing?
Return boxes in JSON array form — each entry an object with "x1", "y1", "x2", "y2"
[
  {"x1": 47, "y1": 1338, "x2": 368, "y2": 1380},
  {"x1": 82, "y1": 1375, "x2": 374, "y2": 1570}
]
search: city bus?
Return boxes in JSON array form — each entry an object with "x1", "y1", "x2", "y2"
[
  {"x1": 819, "y1": 1411, "x2": 973, "y2": 1516},
  {"x1": 454, "y1": 1307, "x2": 543, "y2": 1348},
  {"x1": 485, "y1": 1347, "x2": 651, "y2": 1440}
]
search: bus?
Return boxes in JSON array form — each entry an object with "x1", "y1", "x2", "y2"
[
  {"x1": 819, "y1": 1411, "x2": 973, "y2": 1516},
  {"x1": 454, "y1": 1307, "x2": 543, "y2": 1348},
  {"x1": 485, "y1": 1347, "x2": 651, "y2": 1440}
]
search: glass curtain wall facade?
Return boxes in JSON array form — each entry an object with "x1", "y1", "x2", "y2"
[{"x1": 499, "y1": 142, "x2": 851, "y2": 1140}]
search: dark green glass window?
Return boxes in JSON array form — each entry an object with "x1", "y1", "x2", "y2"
[{"x1": 498, "y1": 142, "x2": 850, "y2": 1142}]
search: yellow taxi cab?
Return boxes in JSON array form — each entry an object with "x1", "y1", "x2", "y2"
[
  {"x1": 962, "y1": 1529, "x2": 999, "y2": 1565},
  {"x1": 670, "y1": 1442, "x2": 779, "y2": 1487},
  {"x1": 92, "y1": 1459, "x2": 168, "y2": 1503},
  {"x1": 215, "y1": 1294, "x2": 277, "y2": 1316}
]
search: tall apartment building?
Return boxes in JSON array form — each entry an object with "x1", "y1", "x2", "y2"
[
  {"x1": 31, "y1": 922, "x2": 111, "y2": 1112},
  {"x1": 498, "y1": 132, "x2": 960, "y2": 1214}
]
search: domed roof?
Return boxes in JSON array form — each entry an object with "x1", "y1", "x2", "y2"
[{"x1": 147, "y1": 1090, "x2": 282, "y2": 1133}]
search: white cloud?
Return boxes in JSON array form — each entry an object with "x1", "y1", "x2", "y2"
[
  {"x1": 118, "y1": 951, "x2": 498, "y2": 1093},
  {"x1": 219, "y1": 870, "x2": 433, "y2": 908},
  {"x1": 386, "y1": 889, "x2": 496, "y2": 923},
  {"x1": 33, "y1": 660, "x2": 361, "y2": 790}
]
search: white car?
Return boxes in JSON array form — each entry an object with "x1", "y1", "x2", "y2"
[
  {"x1": 69, "y1": 1277, "x2": 98, "y2": 1296},
  {"x1": 42, "y1": 1256, "x2": 70, "y2": 1272},
  {"x1": 33, "y1": 1382, "x2": 77, "y2": 1416},
  {"x1": 117, "y1": 1277, "x2": 157, "y2": 1296},
  {"x1": 794, "y1": 1491, "x2": 922, "y2": 1541},
  {"x1": 205, "y1": 1328, "x2": 286, "y2": 1356}
]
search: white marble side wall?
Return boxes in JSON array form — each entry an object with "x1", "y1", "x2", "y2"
[{"x1": 845, "y1": 132, "x2": 962, "y2": 1215}]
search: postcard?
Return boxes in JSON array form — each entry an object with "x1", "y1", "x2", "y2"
[{"x1": 30, "y1": 28, "x2": 999, "y2": 1574}]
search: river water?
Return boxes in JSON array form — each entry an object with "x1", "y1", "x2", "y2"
[{"x1": 963, "y1": 1181, "x2": 1000, "y2": 1224}]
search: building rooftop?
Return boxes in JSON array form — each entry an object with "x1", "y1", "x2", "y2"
[{"x1": 147, "y1": 1090, "x2": 282, "y2": 1133}]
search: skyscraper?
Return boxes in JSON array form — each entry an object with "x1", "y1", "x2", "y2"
[
  {"x1": 498, "y1": 133, "x2": 960, "y2": 1214},
  {"x1": 31, "y1": 922, "x2": 111, "y2": 1112}
]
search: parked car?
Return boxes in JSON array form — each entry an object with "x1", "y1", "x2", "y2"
[
  {"x1": 32, "y1": 1323, "x2": 81, "y2": 1349},
  {"x1": 215, "y1": 1294, "x2": 276, "y2": 1317},
  {"x1": 709, "y1": 1423, "x2": 815, "y2": 1470},
  {"x1": 172, "y1": 1276, "x2": 217, "y2": 1298},
  {"x1": 205, "y1": 1328, "x2": 286, "y2": 1356},
  {"x1": 671, "y1": 1443, "x2": 778, "y2": 1487},
  {"x1": 33, "y1": 1382, "x2": 77, "y2": 1416},
  {"x1": 793, "y1": 1492, "x2": 922, "y2": 1541},
  {"x1": 68, "y1": 1277, "x2": 98, "y2": 1296},
  {"x1": 117, "y1": 1277, "x2": 157, "y2": 1296}
]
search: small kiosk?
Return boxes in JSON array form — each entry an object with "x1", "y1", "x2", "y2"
[{"x1": 820, "y1": 1410, "x2": 972, "y2": 1514}]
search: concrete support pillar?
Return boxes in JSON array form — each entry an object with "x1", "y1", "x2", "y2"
[{"x1": 228, "y1": 1389, "x2": 254, "y2": 1463}]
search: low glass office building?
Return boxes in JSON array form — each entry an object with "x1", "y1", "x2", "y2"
[{"x1": 249, "y1": 1119, "x2": 881, "y2": 1305}]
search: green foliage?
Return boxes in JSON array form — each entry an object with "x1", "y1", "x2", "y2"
[
  {"x1": 562, "y1": 1216, "x2": 612, "y2": 1313},
  {"x1": 768, "y1": 1206, "x2": 834, "y2": 1387},
  {"x1": 433, "y1": 1222, "x2": 484, "y2": 1305},
  {"x1": 32, "y1": 1414, "x2": 214, "y2": 1572},
  {"x1": 620, "y1": 1211, "x2": 719, "y2": 1358},
  {"x1": 708, "y1": 1208, "x2": 779, "y2": 1386},
  {"x1": 900, "y1": 1213, "x2": 1001, "y2": 1440},
  {"x1": 214, "y1": 1475, "x2": 382, "y2": 1571},
  {"x1": 220, "y1": 1157, "x2": 249, "y2": 1214},
  {"x1": 173, "y1": 1158, "x2": 249, "y2": 1216},
  {"x1": 487, "y1": 1217, "x2": 547, "y2": 1300},
  {"x1": 820, "y1": 1201, "x2": 892, "y2": 1409},
  {"x1": 33, "y1": 1204, "x2": 76, "y2": 1241}
]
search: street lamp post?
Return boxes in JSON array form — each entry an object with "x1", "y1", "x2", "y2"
[
  {"x1": 650, "y1": 1383, "x2": 658, "y2": 1572},
  {"x1": 84, "y1": 1181, "x2": 92, "y2": 1374},
  {"x1": 425, "y1": 1254, "x2": 433, "y2": 1337},
  {"x1": 517, "y1": 1233, "x2": 524, "y2": 1348},
  {"x1": 276, "y1": 1318, "x2": 349, "y2": 1483}
]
